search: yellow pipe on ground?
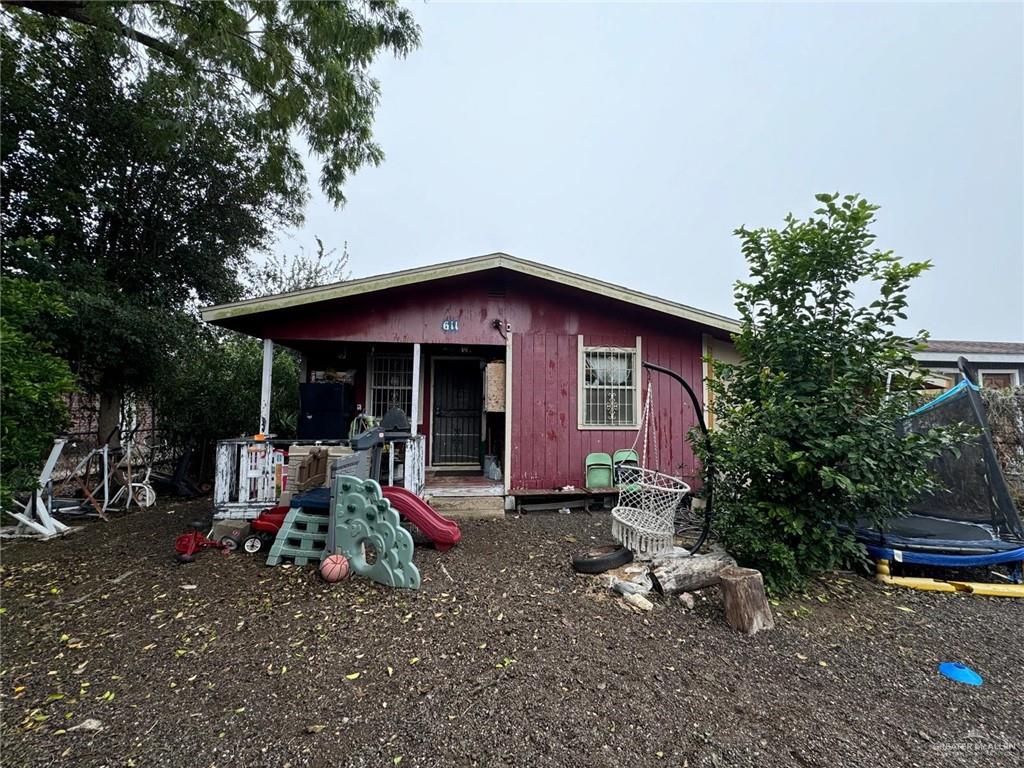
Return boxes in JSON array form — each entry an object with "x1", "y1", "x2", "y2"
[{"x1": 874, "y1": 560, "x2": 1024, "y2": 598}]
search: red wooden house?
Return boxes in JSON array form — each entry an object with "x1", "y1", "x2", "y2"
[{"x1": 202, "y1": 253, "x2": 738, "y2": 514}]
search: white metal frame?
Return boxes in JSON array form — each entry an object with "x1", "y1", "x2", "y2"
[
  {"x1": 3, "y1": 438, "x2": 72, "y2": 538},
  {"x1": 576, "y1": 335, "x2": 642, "y2": 430},
  {"x1": 429, "y1": 355, "x2": 486, "y2": 468}
]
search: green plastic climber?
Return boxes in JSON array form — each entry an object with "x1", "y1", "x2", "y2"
[{"x1": 329, "y1": 475, "x2": 421, "y2": 590}]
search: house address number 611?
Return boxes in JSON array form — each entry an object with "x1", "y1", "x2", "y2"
[{"x1": 441, "y1": 318, "x2": 459, "y2": 333}]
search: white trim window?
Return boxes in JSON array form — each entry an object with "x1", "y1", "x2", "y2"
[
  {"x1": 978, "y1": 370, "x2": 1020, "y2": 389},
  {"x1": 578, "y1": 337, "x2": 641, "y2": 429},
  {"x1": 368, "y1": 354, "x2": 414, "y2": 418}
]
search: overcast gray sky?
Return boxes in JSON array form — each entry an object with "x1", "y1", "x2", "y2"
[{"x1": 276, "y1": 1, "x2": 1024, "y2": 341}]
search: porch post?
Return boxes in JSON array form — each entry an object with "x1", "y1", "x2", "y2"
[
  {"x1": 504, "y1": 332, "x2": 513, "y2": 498},
  {"x1": 259, "y1": 338, "x2": 273, "y2": 435},
  {"x1": 411, "y1": 342, "x2": 421, "y2": 435}
]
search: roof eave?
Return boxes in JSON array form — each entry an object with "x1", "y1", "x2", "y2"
[
  {"x1": 201, "y1": 253, "x2": 741, "y2": 335},
  {"x1": 915, "y1": 352, "x2": 1024, "y2": 364}
]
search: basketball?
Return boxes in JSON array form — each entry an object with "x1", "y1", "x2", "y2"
[{"x1": 320, "y1": 554, "x2": 350, "y2": 583}]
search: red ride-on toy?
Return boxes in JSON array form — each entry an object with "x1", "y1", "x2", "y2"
[
  {"x1": 174, "y1": 521, "x2": 228, "y2": 563},
  {"x1": 242, "y1": 505, "x2": 289, "y2": 555}
]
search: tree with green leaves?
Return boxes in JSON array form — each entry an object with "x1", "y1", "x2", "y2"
[
  {"x1": 0, "y1": 278, "x2": 75, "y2": 510},
  {"x1": 1, "y1": 2, "x2": 417, "y2": 447},
  {"x1": 152, "y1": 326, "x2": 300, "y2": 460},
  {"x1": 1, "y1": 23, "x2": 302, "y2": 442},
  {"x1": 1, "y1": 0, "x2": 419, "y2": 205},
  {"x1": 152, "y1": 239, "x2": 350, "y2": 476},
  {"x1": 699, "y1": 194, "x2": 960, "y2": 594}
]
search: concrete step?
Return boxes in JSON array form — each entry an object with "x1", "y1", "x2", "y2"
[{"x1": 425, "y1": 494, "x2": 505, "y2": 520}]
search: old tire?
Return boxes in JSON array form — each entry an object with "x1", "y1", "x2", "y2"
[
  {"x1": 243, "y1": 534, "x2": 264, "y2": 555},
  {"x1": 219, "y1": 534, "x2": 241, "y2": 552},
  {"x1": 571, "y1": 544, "x2": 633, "y2": 575}
]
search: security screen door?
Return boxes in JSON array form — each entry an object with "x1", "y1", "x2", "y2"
[{"x1": 432, "y1": 359, "x2": 482, "y2": 465}]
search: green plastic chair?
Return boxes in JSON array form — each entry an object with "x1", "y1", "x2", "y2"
[
  {"x1": 612, "y1": 448, "x2": 639, "y2": 466},
  {"x1": 612, "y1": 448, "x2": 639, "y2": 485},
  {"x1": 585, "y1": 452, "x2": 614, "y2": 489}
]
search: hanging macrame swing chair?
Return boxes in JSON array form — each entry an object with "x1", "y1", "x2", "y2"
[{"x1": 610, "y1": 362, "x2": 715, "y2": 560}]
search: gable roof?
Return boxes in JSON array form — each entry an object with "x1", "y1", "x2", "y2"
[{"x1": 202, "y1": 252, "x2": 740, "y2": 334}]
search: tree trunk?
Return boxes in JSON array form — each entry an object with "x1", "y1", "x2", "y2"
[
  {"x1": 97, "y1": 386, "x2": 122, "y2": 448},
  {"x1": 650, "y1": 548, "x2": 737, "y2": 594},
  {"x1": 719, "y1": 566, "x2": 775, "y2": 635}
]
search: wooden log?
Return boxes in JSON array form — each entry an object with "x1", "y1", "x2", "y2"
[
  {"x1": 650, "y1": 548, "x2": 737, "y2": 594},
  {"x1": 719, "y1": 566, "x2": 775, "y2": 635}
]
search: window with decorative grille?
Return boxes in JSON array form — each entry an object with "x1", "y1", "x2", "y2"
[
  {"x1": 368, "y1": 355, "x2": 413, "y2": 418},
  {"x1": 581, "y1": 347, "x2": 638, "y2": 427}
]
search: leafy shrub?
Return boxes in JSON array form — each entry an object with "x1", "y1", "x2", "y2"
[
  {"x1": 0, "y1": 277, "x2": 75, "y2": 510},
  {"x1": 152, "y1": 324, "x2": 299, "y2": 465},
  {"x1": 699, "y1": 194, "x2": 961, "y2": 594}
]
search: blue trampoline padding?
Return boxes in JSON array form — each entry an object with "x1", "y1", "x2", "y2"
[
  {"x1": 907, "y1": 378, "x2": 980, "y2": 417},
  {"x1": 866, "y1": 544, "x2": 1024, "y2": 567},
  {"x1": 859, "y1": 534, "x2": 1023, "y2": 554},
  {"x1": 289, "y1": 486, "x2": 331, "y2": 511}
]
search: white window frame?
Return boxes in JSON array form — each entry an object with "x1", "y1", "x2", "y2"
[
  {"x1": 366, "y1": 353, "x2": 414, "y2": 419},
  {"x1": 577, "y1": 335, "x2": 642, "y2": 431},
  {"x1": 978, "y1": 369, "x2": 1020, "y2": 389}
]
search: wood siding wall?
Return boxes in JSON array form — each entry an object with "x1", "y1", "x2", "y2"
[
  {"x1": 511, "y1": 331, "x2": 702, "y2": 490},
  {"x1": 245, "y1": 270, "x2": 715, "y2": 491}
]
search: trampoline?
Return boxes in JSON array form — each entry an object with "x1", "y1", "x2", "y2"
[{"x1": 855, "y1": 360, "x2": 1024, "y2": 592}]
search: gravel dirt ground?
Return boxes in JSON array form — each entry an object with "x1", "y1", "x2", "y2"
[{"x1": 1, "y1": 501, "x2": 1022, "y2": 768}]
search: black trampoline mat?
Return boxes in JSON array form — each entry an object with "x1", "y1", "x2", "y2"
[{"x1": 859, "y1": 515, "x2": 997, "y2": 542}]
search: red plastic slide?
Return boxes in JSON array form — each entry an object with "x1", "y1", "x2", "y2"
[{"x1": 382, "y1": 486, "x2": 462, "y2": 552}]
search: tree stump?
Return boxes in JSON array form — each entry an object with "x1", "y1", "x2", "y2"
[
  {"x1": 719, "y1": 566, "x2": 774, "y2": 635},
  {"x1": 650, "y1": 548, "x2": 736, "y2": 594}
]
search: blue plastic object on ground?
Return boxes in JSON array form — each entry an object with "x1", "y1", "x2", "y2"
[{"x1": 938, "y1": 662, "x2": 983, "y2": 686}]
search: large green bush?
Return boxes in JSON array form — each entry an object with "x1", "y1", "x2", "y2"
[
  {"x1": 700, "y1": 194, "x2": 960, "y2": 594},
  {"x1": 0, "y1": 277, "x2": 75, "y2": 510},
  {"x1": 152, "y1": 325, "x2": 300, "y2": 463}
]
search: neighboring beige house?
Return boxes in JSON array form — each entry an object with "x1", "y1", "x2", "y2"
[
  {"x1": 700, "y1": 338, "x2": 1024, "y2": 420},
  {"x1": 913, "y1": 340, "x2": 1024, "y2": 390},
  {"x1": 702, "y1": 335, "x2": 742, "y2": 429}
]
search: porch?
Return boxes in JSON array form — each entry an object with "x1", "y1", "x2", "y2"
[{"x1": 254, "y1": 337, "x2": 510, "y2": 511}]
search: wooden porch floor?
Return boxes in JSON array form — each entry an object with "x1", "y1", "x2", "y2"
[{"x1": 423, "y1": 472, "x2": 504, "y2": 497}]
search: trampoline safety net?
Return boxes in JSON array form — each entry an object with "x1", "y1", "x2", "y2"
[{"x1": 902, "y1": 380, "x2": 1024, "y2": 540}]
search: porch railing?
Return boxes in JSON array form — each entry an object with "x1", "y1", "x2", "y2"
[
  {"x1": 213, "y1": 439, "x2": 287, "y2": 519},
  {"x1": 403, "y1": 435, "x2": 426, "y2": 496}
]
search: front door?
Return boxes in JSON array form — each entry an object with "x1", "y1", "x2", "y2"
[{"x1": 432, "y1": 359, "x2": 482, "y2": 465}]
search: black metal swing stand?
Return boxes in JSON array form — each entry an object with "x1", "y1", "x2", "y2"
[{"x1": 638, "y1": 361, "x2": 714, "y2": 555}]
